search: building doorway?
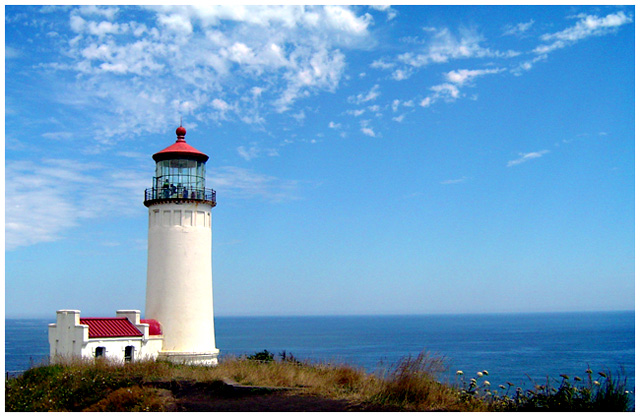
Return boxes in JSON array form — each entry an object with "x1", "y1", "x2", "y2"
[
  {"x1": 95, "y1": 346, "x2": 105, "y2": 358},
  {"x1": 124, "y1": 346, "x2": 134, "y2": 362}
]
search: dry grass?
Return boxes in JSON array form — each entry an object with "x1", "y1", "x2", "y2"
[
  {"x1": 82, "y1": 386, "x2": 176, "y2": 412},
  {"x1": 8, "y1": 352, "x2": 484, "y2": 411}
]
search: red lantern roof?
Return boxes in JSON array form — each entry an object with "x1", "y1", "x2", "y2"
[
  {"x1": 79, "y1": 317, "x2": 143, "y2": 339},
  {"x1": 141, "y1": 319, "x2": 163, "y2": 336},
  {"x1": 152, "y1": 126, "x2": 209, "y2": 163}
]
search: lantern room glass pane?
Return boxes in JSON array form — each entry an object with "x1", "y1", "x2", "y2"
[{"x1": 153, "y1": 159, "x2": 206, "y2": 198}]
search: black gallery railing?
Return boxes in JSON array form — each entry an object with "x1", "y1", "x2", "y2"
[{"x1": 144, "y1": 187, "x2": 216, "y2": 205}]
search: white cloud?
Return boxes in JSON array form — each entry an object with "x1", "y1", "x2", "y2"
[
  {"x1": 360, "y1": 120, "x2": 375, "y2": 137},
  {"x1": 323, "y1": 5, "x2": 372, "y2": 35},
  {"x1": 534, "y1": 11, "x2": 632, "y2": 55},
  {"x1": 237, "y1": 145, "x2": 261, "y2": 161},
  {"x1": 349, "y1": 84, "x2": 380, "y2": 104},
  {"x1": 373, "y1": 26, "x2": 520, "y2": 83},
  {"x1": 292, "y1": 110, "x2": 306, "y2": 122},
  {"x1": 441, "y1": 176, "x2": 468, "y2": 184},
  {"x1": 5, "y1": 159, "x2": 147, "y2": 250},
  {"x1": 41, "y1": 131, "x2": 74, "y2": 141},
  {"x1": 507, "y1": 150, "x2": 550, "y2": 167},
  {"x1": 51, "y1": 5, "x2": 374, "y2": 140},
  {"x1": 328, "y1": 121, "x2": 342, "y2": 129},
  {"x1": 370, "y1": 59, "x2": 395, "y2": 70},
  {"x1": 445, "y1": 68, "x2": 504, "y2": 85},
  {"x1": 392, "y1": 68, "x2": 411, "y2": 80},
  {"x1": 392, "y1": 114, "x2": 404, "y2": 122},
  {"x1": 158, "y1": 12, "x2": 194, "y2": 34},
  {"x1": 369, "y1": 5, "x2": 398, "y2": 21},
  {"x1": 430, "y1": 83, "x2": 460, "y2": 99},
  {"x1": 77, "y1": 5, "x2": 119, "y2": 20},
  {"x1": 397, "y1": 27, "x2": 514, "y2": 69},
  {"x1": 211, "y1": 98, "x2": 231, "y2": 112},
  {"x1": 70, "y1": 15, "x2": 86, "y2": 33},
  {"x1": 361, "y1": 127, "x2": 375, "y2": 137},
  {"x1": 511, "y1": 54, "x2": 547, "y2": 75},
  {"x1": 347, "y1": 109, "x2": 365, "y2": 117},
  {"x1": 503, "y1": 19, "x2": 535, "y2": 36},
  {"x1": 5, "y1": 46, "x2": 20, "y2": 59},
  {"x1": 208, "y1": 166, "x2": 299, "y2": 203}
]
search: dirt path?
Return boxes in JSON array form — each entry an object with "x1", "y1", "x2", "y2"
[{"x1": 146, "y1": 379, "x2": 401, "y2": 412}]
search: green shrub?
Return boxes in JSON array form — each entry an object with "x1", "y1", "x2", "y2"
[{"x1": 247, "y1": 349, "x2": 275, "y2": 363}]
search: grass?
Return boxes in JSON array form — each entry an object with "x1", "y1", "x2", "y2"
[{"x1": 5, "y1": 352, "x2": 634, "y2": 412}]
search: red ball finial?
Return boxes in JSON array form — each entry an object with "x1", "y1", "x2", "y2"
[{"x1": 176, "y1": 126, "x2": 187, "y2": 137}]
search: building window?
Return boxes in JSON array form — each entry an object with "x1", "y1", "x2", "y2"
[
  {"x1": 124, "y1": 346, "x2": 134, "y2": 362},
  {"x1": 95, "y1": 346, "x2": 106, "y2": 358}
]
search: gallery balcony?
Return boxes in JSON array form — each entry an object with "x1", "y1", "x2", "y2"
[{"x1": 144, "y1": 187, "x2": 216, "y2": 207}]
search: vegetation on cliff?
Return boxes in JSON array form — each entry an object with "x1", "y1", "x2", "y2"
[{"x1": 5, "y1": 351, "x2": 633, "y2": 412}]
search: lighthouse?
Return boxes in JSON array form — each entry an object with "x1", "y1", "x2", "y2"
[
  {"x1": 143, "y1": 125, "x2": 219, "y2": 365},
  {"x1": 48, "y1": 126, "x2": 219, "y2": 365}
]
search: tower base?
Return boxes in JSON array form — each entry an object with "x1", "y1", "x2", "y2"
[{"x1": 157, "y1": 350, "x2": 220, "y2": 366}]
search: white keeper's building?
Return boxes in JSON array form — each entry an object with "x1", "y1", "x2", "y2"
[{"x1": 49, "y1": 126, "x2": 220, "y2": 365}]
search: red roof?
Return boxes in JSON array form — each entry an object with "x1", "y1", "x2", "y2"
[
  {"x1": 153, "y1": 126, "x2": 209, "y2": 163},
  {"x1": 80, "y1": 317, "x2": 143, "y2": 338},
  {"x1": 141, "y1": 319, "x2": 163, "y2": 336}
]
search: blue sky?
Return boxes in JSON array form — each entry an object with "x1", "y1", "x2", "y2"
[{"x1": 5, "y1": 5, "x2": 635, "y2": 318}]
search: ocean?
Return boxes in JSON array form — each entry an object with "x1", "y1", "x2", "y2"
[{"x1": 5, "y1": 311, "x2": 635, "y2": 392}]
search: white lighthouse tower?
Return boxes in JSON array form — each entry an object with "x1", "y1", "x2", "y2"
[{"x1": 143, "y1": 125, "x2": 219, "y2": 365}]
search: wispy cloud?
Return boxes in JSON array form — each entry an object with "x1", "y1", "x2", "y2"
[
  {"x1": 445, "y1": 68, "x2": 504, "y2": 85},
  {"x1": 369, "y1": 5, "x2": 397, "y2": 21},
  {"x1": 5, "y1": 155, "x2": 297, "y2": 249},
  {"x1": 420, "y1": 83, "x2": 460, "y2": 107},
  {"x1": 5, "y1": 158, "x2": 148, "y2": 250},
  {"x1": 41, "y1": 131, "x2": 75, "y2": 141},
  {"x1": 237, "y1": 145, "x2": 260, "y2": 161},
  {"x1": 360, "y1": 119, "x2": 376, "y2": 137},
  {"x1": 237, "y1": 144, "x2": 279, "y2": 161},
  {"x1": 349, "y1": 84, "x2": 380, "y2": 105},
  {"x1": 42, "y1": 5, "x2": 375, "y2": 143},
  {"x1": 208, "y1": 166, "x2": 300, "y2": 202},
  {"x1": 440, "y1": 176, "x2": 468, "y2": 184},
  {"x1": 393, "y1": 27, "x2": 519, "y2": 74},
  {"x1": 533, "y1": 11, "x2": 632, "y2": 55},
  {"x1": 507, "y1": 150, "x2": 550, "y2": 167},
  {"x1": 503, "y1": 19, "x2": 535, "y2": 36}
]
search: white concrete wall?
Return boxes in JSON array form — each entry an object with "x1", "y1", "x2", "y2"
[
  {"x1": 49, "y1": 310, "x2": 88, "y2": 361},
  {"x1": 145, "y1": 202, "x2": 218, "y2": 357}
]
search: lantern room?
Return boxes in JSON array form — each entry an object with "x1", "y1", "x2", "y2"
[{"x1": 144, "y1": 126, "x2": 216, "y2": 206}]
